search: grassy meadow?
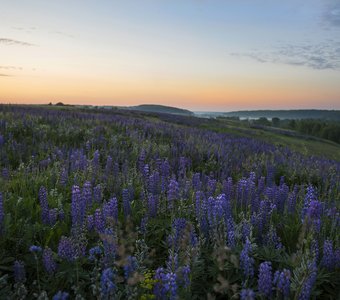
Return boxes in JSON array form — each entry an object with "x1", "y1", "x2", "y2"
[{"x1": 0, "y1": 104, "x2": 339, "y2": 299}]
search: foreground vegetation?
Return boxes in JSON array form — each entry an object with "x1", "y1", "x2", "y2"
[{"x1": 0, "y1": 105, "x2": 339, "y2": 299}]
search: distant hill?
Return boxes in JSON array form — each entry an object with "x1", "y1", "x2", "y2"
[
  {"x1": 222, "y1": 110, "x2": 340, "y2": 121},
  {"x1": 128, "y1": 104, "x2": 194, "y2": 116}
]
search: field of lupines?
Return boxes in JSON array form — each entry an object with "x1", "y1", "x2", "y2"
[{"x1": 0, "y1": 104, "x2": 339, "y2": 299}]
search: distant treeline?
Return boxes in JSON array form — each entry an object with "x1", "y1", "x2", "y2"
[
  {"x1": 223, "y1": 110, "x2": 340, "y2": 121},
  {"x1": 251, "y1": 117, "x2": 340, "y2": 144},
  {"x1": 285, "y1": 119, "x2": 340, "y2": 144}
]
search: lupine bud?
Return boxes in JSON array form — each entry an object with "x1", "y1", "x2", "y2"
[
  {"x1": 14, "y1": 260, "x2": 26, "y2": 283},
  {"x1": 273, "y1": 269, "x2": 291, "y2": 298},
  {"x1": 58, "y1": 236, "x2": 77, "y2": 261},
  {"x1": 52, "y1": 291, "x2": 69, "y2": 300},
  {"x1": 39, "y1": 186, "x2": 50, "y2": 225},
  {"x1": 258, "y1": 261, "x2": 272, "y2": 298},
  {"x1": 240, "y1": 238, "x2": 254, "y2": 278},
  {"x1": 298, "y1": 261, "x2": 317, "y2": 300},
  {"x1": 321, "y1": 240, "x2": 334, "y2": 271},
  {"x1": 43, "y1": 247, "x2": 57, "y2": 274},
  {"x1": 240, "y1": 289, "x2": 255, "y2": 300},
  {"x1": 101, "y1": 268, "x2": 116, "y2": 297}
]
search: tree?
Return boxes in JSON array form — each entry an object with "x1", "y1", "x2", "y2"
[{"x1": 272, "y1": 117, "x2": 280, "y2": 127}]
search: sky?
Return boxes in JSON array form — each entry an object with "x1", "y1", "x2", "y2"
[{"x1": 0, "y1": 0, "x2": 340, "y2": 111}]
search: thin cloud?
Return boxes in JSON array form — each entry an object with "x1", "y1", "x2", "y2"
[
  {"x1": 0, "y1": 66, "x2": 23, "y2": 70},
  {"x1": 0, "y1": 38, "x2": 35, "y2": 46},
  {"x1": 231, "y1": 40, "x2": 340, "y2": 71},
  {"x1": 50, "y1": 31, "x2": 75, "y2": 38},
  {"x1": 323, "y1": 0, "x2": 340, "y2": 27},
  {"x1": 0, "y1": 74, "x2": 11, "y2": 77}
]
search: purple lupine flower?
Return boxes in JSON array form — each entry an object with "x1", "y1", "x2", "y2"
[
  {"x1": 103, "y1": 197, "x2": 118, "y2": 224},
  {"x1": 165, "y1": 272, "x2": 178, "y2": 300},
  {"x1": 59, "y1": 208, "x2": 65, "y2": 221},
  {"x1": 123, "y1": 255, "x2": 138, "y2": 280},
  {"x1": 154, "y1": 268, "x2": 178, "y2": 300},
  {"x1": 222, "y1": 177, "x2": 233, "y2": 200},
  {"x1": 257, "y1": 200, "x2": 272, "y2": 234},
  {"x1": 168, "y1": 218, "x2": 187, "y2": 250},
  {"x1": 302, "y1": 186, "x2": 319, "y2": 220},
  {"x1": 310, "y1": 239, "x2": 319, "y2": 262},
  {"x1": 0, "y1": 192, "x2": 4, "y2": 232},
  {"x1": 251, "y1": 195, "x2": 260, "y2": 214},
  {"x1": 101, "y1": 268, "x2": 116, "y2": 297},
  {"x1": 181, "y1": 266, "x2": 191, "y2": 288},
  {"x1": 113, "y1": 162, "x2": 119, "y2": 177},
  {"x1": 140, "y1": 217, "x2": 148, "y2": 235},
  {"x1": 194, "y1": 191, "x2": 205, "y2": 220},
  {"x1": 239, "y1": 177, "x2": 254, "y2": 209},
  {"x1": 264, "y1": 227, "x2": 283, "y2": 249},
  {"x1": 143, "y1": 164, "x2": 150, "y2": 181},
  {"x1": 273, "y1": 269, "x2": 291, "y2": 298},
  {"x1": 93, "y1": 184, "x2": 102, "y2": 203},
  {"x1": 321, "y1": 240, "x2": 334, "y2": 271},
  {"x1": 59, "y1": 168, "x2": 68, "y2": 187},
  {"x1": 38, "y1": 186, "x2": 50, "y2": 225},
  {"x1": 206, "y1": 196, "x2": 223, "y2": 228},
  {"x1": 167, "y1": 179, "x2": 179, "y2": 209},
  {"x1": 192, "y1": 173, "x2": 201, "y2": 191},
  {"x1": 148, "y1": 194, "x2": 158, "y2": 217},
  {"x1": 240, "y1": 238, "x2": 254, "y2": 278},
  {"x1": 89, "y1": 246, "x2": 102, "y2": 261},
  {"x1": 258, "y1": 261, "x2": 272, "y2": 298},
  {"x1": 218, "y1": 193, "x2": 232, "y2": 219},
  {"x1": 226, "y1": 217, "x2": 235, "y2": 234},
  {"x1": 307, "y1": 199, "x2": 322, "y2": 219},
  {"x1": 82, "y1": 181, "x2": 92, "y2": 208},
  {"x1": 166, "y1": 251, "x2": 179, "y2": 273},
  {"x1": 207, "y1": 178, "x2": 217, "y2": 197},
  {"x1": 42, "y1": 247, "x2": 57, "y2": 274},
  {"x1": 94, "y1": 209, "x2": 105, "y2": 233},
  {"x1": 87, "y1": 214, "x2": 94, "y2": 231},
  {"x1": 242, "y1": 221, "x2": 251, "y2": 242},
  {"x1": 2, "y1": 168, "x2": 9, "y2": 180},
  {"x1": 240, "y1": 289, "x2": 255, "y2": 300},
  {"x1": 52, "y1": 291, "x2": 69, "y2": 300},
  {"x1": 29, "y1": 245, "x2": 42, "y2": 253},
  {"x1": 71, "y1": 185, "x2": 85, "y2": 227},
  {"x1": 49, "y1": 208, "x2": 58, "y2": 226},
  {"x1": 14, "y1": 260, "x2": 26, "y2": 283},
  {"x1": 161, "y1": 159, "x2": 170, "y2": 178},
  {"x1": 138, "y1": 149, "x2": 146, "y2": 173},
  {"x1": 257, "y1": 176, "x2": 265, "y2": 194},
  {"x1": 122, "y1": 188, "x2": 131, "y2": 217},
  {"x1": 227, "y1": 230, "x2": 236, "y2": 248},
  {"x1": 287, "y1": 185, "x2": 298, "y2": 214},
  {"x1": 190, "y1": 229, "x2": 198, "y2": 247},
  {"x1": 334, "y1": 248, "x2": 340, "y2": 268},
  {"x1": 102, "y1": 228, "x2": 116, "y2": 267},
  {"x1": 178, "y1": 156, "x2": 187, "y2": 178},
  {"x1": 105, "y1": 155, "x2": 113, "y2": 175},
  {"x1": 266, "y1": 165, "x2": 275, "y2": 186},
  {"x1": 148, "y1": 171, "x2": 160, "y2": 196},
  {"x1": 275, "y1": 183, "x2": 289, "y2": 213},
  {"x1": 154, "y1": 267, "x2": 167, "y2": 298},
  {"x1": 58, "y1": 236, "x2": 77, "y2": 261},
  {"x1": 298, "y1": 261, "x2": 317, "y2": 300}
]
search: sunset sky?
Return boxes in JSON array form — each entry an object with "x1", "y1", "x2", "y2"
[{"x1": 1, "y1": 0, "x2": 340, "y2": 111}]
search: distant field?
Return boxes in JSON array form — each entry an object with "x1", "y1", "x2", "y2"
[{"x1": 190, "y1": 117, "x2": 340, "y2": 161}]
